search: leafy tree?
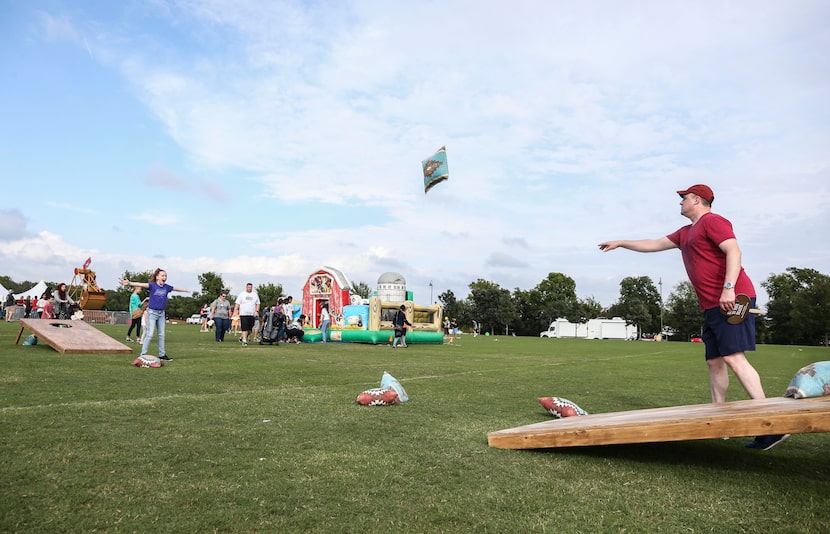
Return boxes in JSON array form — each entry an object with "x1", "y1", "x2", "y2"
[
  {"x1": 0, "y1": 276, "x2": 25, "y2": 294},
  {"x1": 762, "y1": 270, "x2": 800, "y2": 344},
  {"x1": 195, "y1": 272, "x2": 228, "y2": 304},
  {"x1": 438, "y1": 289, "x2": 475, "y2": 332},
  {"x1": 537, "y1": 272, "x2": 579, "y2": 325},
  {"x1": 257, "y1": 282, "x2": 285, "y2": 311},
  {"x1": 511, "y1": 273, "x2": 583, "y2": 336},
  {"x1": 439, "y1": 289, "x2": 460, "y2": 321},
  {"x1": 608, "y1": 276, "x2": 661, "y2": 335},
  {"x1": 351, "y1": 281, "x2": 371, "y2": 299},
  {"x1": 764, "y1": 267, "x2": 830, "y2": 345},
  {"x1": 569, "y1": 297, "x2": 602, "y2": 324},
  {"x1": 664, "y1": 281, "x2": 702, "y2": 341},
  {"x1": 793, "y1": 272, "x2": 830, "y2": 346},
  {"x1": 166, "y1": 295, "x2": 195, "y2": 319},
  {"x1": 468, "y1": 279, "x2": 516, "y2": 335},
  {"x1": 511, "y1": 287, "x2": 542, "y2": 336}
]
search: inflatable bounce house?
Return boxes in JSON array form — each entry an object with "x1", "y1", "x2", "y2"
[{"x1": 300, "y1": 267, "x2": 443, "y2": 344}]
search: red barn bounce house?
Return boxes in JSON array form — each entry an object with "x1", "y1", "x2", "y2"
[{"x1": 301, "y1": 266, "x2": 352, "y2": 328}]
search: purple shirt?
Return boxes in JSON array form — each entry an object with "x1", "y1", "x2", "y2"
[{"x1": 147, "y1": 282, "x2": 174, "y2": 311}]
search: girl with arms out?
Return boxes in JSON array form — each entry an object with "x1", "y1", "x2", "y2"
[{"x1": 121, "y1": 269, "x2": 190, "y2": 361}]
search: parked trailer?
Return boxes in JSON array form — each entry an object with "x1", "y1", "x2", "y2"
[{"x1": 540, "y1": 317, "x2": 636, "y2": 340}]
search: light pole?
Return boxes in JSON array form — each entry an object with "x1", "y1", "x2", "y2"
[{"x1": 429, "y1": 280, "x2": 433, "y2": 304}]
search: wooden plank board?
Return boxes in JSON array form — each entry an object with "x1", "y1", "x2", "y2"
[
  {"x1": 16, "y1": 319, "x2": 132, "y2": 355},
  {"x1": 487, "y1": 396, "x2": 830, "y2": 449}
]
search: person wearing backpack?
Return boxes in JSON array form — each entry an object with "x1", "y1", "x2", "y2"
[{"x1": 392, "y1": 305, "x2": 412, "y2": 348}]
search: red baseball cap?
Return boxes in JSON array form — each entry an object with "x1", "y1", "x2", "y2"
[{"x1": 677, "y1": 184, "x2": 714, "y2": 204}]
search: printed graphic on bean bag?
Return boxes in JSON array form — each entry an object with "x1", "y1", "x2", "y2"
[
  {"x1": 132, "y1": 355, "x2": 164, "y2": 368},
  {"x1": 538, "y1": 397, "x2": 588, "y2": 418},
  {"x1": 356, "y1": 371, "x2": 409, "y2": 406},
  {"x1": 356, "y1": 387, "x2": 400, "y2": 406}
]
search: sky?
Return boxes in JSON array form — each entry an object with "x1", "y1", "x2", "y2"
[{"x1": 1, "y1": 0, "x2": 829, "y2": 309}]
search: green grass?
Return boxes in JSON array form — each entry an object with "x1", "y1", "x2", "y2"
[{"x1": 2, "y1": 321, "x2": 829, "y2": 533}]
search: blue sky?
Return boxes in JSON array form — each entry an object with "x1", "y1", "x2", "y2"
[{"x1": 1, "y1": 0, "x2": 828, "y2": 308}]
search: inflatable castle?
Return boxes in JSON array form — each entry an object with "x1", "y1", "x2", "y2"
[{"x1": 299, "y1": 266, "x2": 444, "y2": 344}]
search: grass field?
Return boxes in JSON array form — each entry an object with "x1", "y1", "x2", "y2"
[{"x1": 2, "y1": 320, "x2": 829, "y2": 533}]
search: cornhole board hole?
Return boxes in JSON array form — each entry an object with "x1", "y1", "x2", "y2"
[
  {"x1": 15, "y1": 319, "x2": 132, "y2": 354},
  {"x1": 487, "y1": 396, "x2": 830, "y2": 449}
]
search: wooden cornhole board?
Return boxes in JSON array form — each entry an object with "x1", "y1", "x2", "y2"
[
  {"x1": 15, "y1": 319, "x2": 132, "y2": 354},
  {"x1": 487, "y1": 396, "x2": 830, "y2": 449}
]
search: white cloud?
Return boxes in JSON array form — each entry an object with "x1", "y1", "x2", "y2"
[{"x1": 1, "y1": 0, "x2": 827, "y2": 310}]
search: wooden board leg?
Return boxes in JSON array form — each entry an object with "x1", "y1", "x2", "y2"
[{"x1": 15, "y1": 324, "x2": 26, "y2": 345}]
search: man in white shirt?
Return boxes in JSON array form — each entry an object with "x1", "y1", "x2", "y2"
[{"x1": 234, "y1": 283, "x2": 260, "y2": 346}]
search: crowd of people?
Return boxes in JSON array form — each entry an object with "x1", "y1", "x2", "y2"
[
  {"x1": 196, "y1": 288, "x2": 308, "y2": 346},
  {"x1": 3, "y1": 284, "x2": 74, "y2": 322}
]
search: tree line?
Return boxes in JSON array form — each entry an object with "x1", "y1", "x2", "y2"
[
  {"x1": 2, "y1": 267, "x2": 827, "y2": 345},
  {"x1": 438, "y1": 268, "x2": 829, "y2": 346}
]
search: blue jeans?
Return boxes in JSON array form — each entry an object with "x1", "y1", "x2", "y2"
[
  {"x1": 214, "y1": 317, "x2": 230, "y2": 341},
  {"x1": 141, "y1": 309, "x2": 166, "y2": 356},
  {"x1": 320, "y1": 320, "x2": 330, "y2": 343}
]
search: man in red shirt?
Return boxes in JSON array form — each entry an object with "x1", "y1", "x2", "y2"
[{"x1": 599, "y1": 184, "x2": 788, "y2": 451}]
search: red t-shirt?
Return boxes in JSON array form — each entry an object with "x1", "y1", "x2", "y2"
[{"x1": 666, "y1": 212, "x2": 755, "y2": 310}]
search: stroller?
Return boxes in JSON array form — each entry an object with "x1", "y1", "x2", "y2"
[
  {"x1": 55, "y1": 301, "x2": 80, "y2": 320},
  {"x1": 259, "y1": 307, "x2": 285, "y2": 345}
]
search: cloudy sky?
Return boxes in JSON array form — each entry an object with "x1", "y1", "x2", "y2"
[{"x1": 1, "y1": 0, "x2": 828, "y2": 308}]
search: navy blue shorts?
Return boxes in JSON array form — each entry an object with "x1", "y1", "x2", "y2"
[{"x1": 701, "y1": 299, "x2": 756, "y2": 360}]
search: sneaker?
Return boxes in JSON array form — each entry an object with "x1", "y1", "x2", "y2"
[
  {"x1": 242, "y1": 341, "x2": 248, "y2": 346},
  {"x1": 158, "y1": 354, "x2": 172, "y2": 361},
  {"x1": 125, "y1": 337, "x2": 132, "y2": 342},
  {"x1": 745, "y1": 434, "x2": 790, "y2": 451}
]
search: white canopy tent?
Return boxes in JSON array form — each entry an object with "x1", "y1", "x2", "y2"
[
  {"x1": 0, "y1": 282, "x2": 9, "y2": 298},
  {"x1": 14, "y1": 280, "x2": 49, "y2": 300}
]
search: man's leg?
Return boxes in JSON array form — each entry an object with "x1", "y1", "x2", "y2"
[
  {"x1": 723, "y1": 352, "x2": 766, "y2": 399},
  {"x1": 707, "y1": 357, "x2": 730, "y2": 403}
]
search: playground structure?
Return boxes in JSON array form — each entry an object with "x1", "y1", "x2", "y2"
[
  {"x1": 68, "y1": 262, "x2": 106, "y2": 310},
  {"x1": 299, "y1": 267, "x2": 444, "y2": 344}
]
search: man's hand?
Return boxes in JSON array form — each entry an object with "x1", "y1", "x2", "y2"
[{"x1": 719, "y1": 288, "x2": 736, "y2": 313}]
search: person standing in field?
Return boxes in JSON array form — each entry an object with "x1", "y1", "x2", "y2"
[
  {"x1": 41, "y1": 295, "x2": 55, "y2": 319},
  {"x1": 121, "y1": 268, "x2": 190, "y2": 361},
  {"x1": 598, "y1": 184, "x2": 788, "y2": 451},
  {"x1": 234, "y1": 283, "x2": 260, "y2": 347},
  {"x1": 4, "y1": 291, "x2": 15, "y2": 322},
  {"x1": 210, "y1": 291, "x2": 232, "y2": 342},
  {"x1": 392, "y1": 305, "x2": 412, "y2": 348},
  {"x1": 319, "y1": 302, "x2": 331, "y2": 343},
  {"x1": 54, "y1": 283, "x2": 74, "y2": 319},
  {"x1": 126, "y1": 286, "x2": 147, "y2": 342}
]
